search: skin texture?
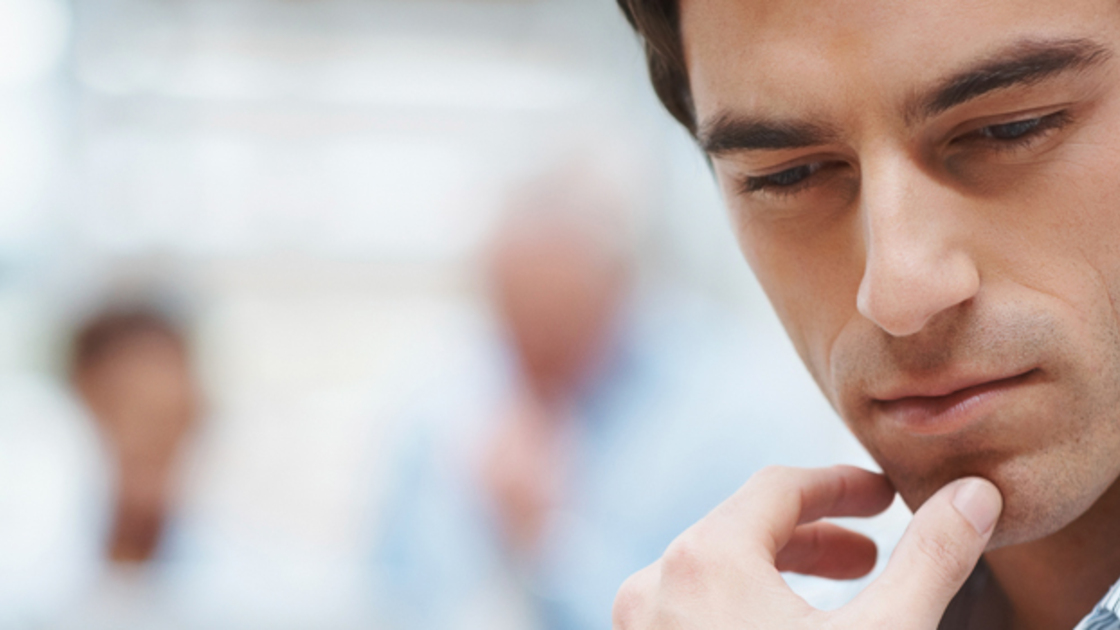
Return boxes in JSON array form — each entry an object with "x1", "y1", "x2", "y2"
[
  {"x1": 615, "y1": 0, "x2": 1120, "y2": 628},
  {"x1": 614, "y1": 466, "x2": 1002, "y2": 629},
  {"x1": 684, "y1": 0, "x2": 1120, "y2": 553}
]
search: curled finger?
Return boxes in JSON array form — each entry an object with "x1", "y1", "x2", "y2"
[
  {"x1": 775, "y1": 521, "x2": 878, "y2": 580},
  {"x1": 613, "y1": 562, "x2": 661, "y2": 630}
]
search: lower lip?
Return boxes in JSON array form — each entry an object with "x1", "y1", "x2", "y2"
[{"x1": 874, "y1": 370, "x2": 1039, "y2": 435}]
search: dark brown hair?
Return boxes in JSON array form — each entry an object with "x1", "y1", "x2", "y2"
[
  {"x1": 70, "y1": 308, "x2": 185, "y2": 377},
  {"x1": 616, "y1": 0, "x2": 696, "y2": 135}
]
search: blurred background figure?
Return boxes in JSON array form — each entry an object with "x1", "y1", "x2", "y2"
[
  {"x1": 70, "y1": 306, "x2": 198, "y2": 568},
  {"x1": 0, "y1": 0, "x2": 903, "y2": 627},
  {"x1": 43, "y1": 286, "x2": 381, "y2": 630},
  {"x1": 371, "y1": 162, "x2": 869, "y2": 630},
  {"x1": 480, "y1": 165, "x2": 633, "y2": 559},
  {"x1": 43, "y1": 296, "x2": 201, "y2": 630}
]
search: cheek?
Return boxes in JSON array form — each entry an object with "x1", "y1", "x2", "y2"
[
  {"x1": 733, "y1": 206, "x2": 867, "y2": 393},
  {"x1": 1060, "y1": 165, "x2": 1120, "y2": 294},
  {"x1": 1031, "y1": 105, "x2": 1120, "y2": 274},
  {"x1": 986, "y1": 136, "x2": 1120, "y2": 332}
]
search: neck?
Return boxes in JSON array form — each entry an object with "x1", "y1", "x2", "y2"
[
  {"x1": 525, "y1": 372, "x2": 579, "y2": 411},
  {"x1": 108, "y1": 460, "x2": 174, "y2": 564},
  {"x1": 985, "y1": 477, "x2": 1120, "y2": 630}
]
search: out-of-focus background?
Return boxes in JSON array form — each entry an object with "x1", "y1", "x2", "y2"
[{"x1": 0, "y1": 1, "x2": 908, "y2": 628}]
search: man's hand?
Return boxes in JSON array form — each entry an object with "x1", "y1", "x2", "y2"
[{"x1": 613, "y1": 465, "x2": 1002, "y2": 629}]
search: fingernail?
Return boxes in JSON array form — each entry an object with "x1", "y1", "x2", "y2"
[{"x1": 952, "y1": 478, "x2": 1002, "y2": 535}]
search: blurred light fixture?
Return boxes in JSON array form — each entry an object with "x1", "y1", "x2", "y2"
[{"x1": 0, "y1": 0, "x2": 71, "y2": 87}]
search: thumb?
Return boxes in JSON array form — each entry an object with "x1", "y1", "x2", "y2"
[{"x1": 849, "y1": 477, "x2": 1002, "y2": 627}]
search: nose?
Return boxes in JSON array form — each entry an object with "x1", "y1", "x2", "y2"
[{"x1": 855, "y1": 154, "x2": 980, "y2": 337}]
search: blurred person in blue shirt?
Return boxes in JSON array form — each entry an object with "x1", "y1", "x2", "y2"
[{"x1": 372, "y1": 164, "x2": 869, "y2": 630}]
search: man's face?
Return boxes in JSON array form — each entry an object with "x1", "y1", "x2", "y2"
[{"x1": 680, "y1": 0, "x2": 1120, "y2": 547}]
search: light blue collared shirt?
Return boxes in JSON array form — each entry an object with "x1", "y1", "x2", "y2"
[
  {"x1": 372, "y1": 291, "x2": 874, "y2": 630},
  {"x1": 1074, "y1": 579, "x2": 1120, "y2": 630}
]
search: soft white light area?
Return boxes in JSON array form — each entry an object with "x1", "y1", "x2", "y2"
[
  {"x1": 0, "y1": 374, "x2": 103, "y2": 620},
  {"x1": 318, "y1": 39, "x2": 594, "y2": 111},
  {"x1": 76, "y1": 25, "x2": 593, "y2": 112},
  {"x1": 0, "y1": 288, "x2": 45, "y2": 374},
  {"x1": 0, "y1": 96, "x2": 56, "y2": 251},
  {"x1": 71, "y1": 126, "x2": 509, "y2": 260},
  {"x1": 0, "y1": 0, "x2": 71, "y2": 86}
]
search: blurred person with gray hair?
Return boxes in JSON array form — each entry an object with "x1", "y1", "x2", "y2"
[{"x1": 371, "y1": 164, "x2": 859, "y2": 630}]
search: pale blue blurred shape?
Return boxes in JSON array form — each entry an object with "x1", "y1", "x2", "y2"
[
  {"x1": 372, "y1": 287, "x2": 879, "y2": 630},
  {"x1": 0, "y1": 374, "x2": 104, "y2": 627},
  {"x1": 0, "y1": 1, "x2": 914, "y2": 628},
  {"x1": 0, "y1": 0, "x2": 69, "y2": 260}
]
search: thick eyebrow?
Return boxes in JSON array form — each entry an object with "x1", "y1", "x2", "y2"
[
  {"x1": 908, "y1": 38, "x2": 1113, "y2": 124},
  {"x1": 698, "y1": 115, "x2": 840, "y2": 156}
]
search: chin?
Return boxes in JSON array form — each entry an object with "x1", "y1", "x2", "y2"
[
  {"x1": 984, "y1": 499, "x2": 1081, "y2": 550},
  {"x1": 891, "y1": 450, "x2": 1120, "y2": 551},
  {"x1": 983, "y1": 465, "x2": 1115, "y2": 551}
]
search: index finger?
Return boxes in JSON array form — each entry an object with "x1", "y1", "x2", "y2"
[{"x1": 716, "y1": 465, "x2": 895, "y2": 562}]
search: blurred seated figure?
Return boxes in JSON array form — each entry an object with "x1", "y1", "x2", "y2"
[
  {"x1": 372, "y1": 165, "x2": 868, "y2": 630},
  {"x1": 70, "y1": 307, "x2": 199, "y2": 567},
  {"x1": 50, "y1": 296, "x2": 380, "y2": 630},
  {"x1": 477, "y1": 174, "x2": 631, "y2": 560},
  {"x1": 46, "y1": 303, "x2": 201, "y2": 630}
]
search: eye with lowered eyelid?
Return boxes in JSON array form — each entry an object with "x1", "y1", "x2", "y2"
[
  {"x1": 737, "y1": 112, "x2": 1071, "y2": 197},
  {"x1": 741, "y1": 161, "x2": 828, "y2": 195},
  {"x1": 958, "y1": 110, "x2": 1072, "y2": 148}
]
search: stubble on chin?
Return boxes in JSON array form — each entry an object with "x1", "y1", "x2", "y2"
[
  {"x1": 828, "y1": 294, "x2": 1120, "y2": 542},
  {"x1": 874, "y1": 426, "x2": 1119, "y2": 550}
]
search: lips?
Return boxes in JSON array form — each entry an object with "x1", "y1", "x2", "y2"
[{"x1": 872, "y1": 369, "x2": 1040, "y2": 435}]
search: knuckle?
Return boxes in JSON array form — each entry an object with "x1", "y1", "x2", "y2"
[
  {"x1": 727, "y1": 465, "x2": 795, "y2": 513},
  {"x1": 827, "y1": 467, "x2": 852, "y2": 510},
  {"x1": 801, "y1": 523, "x2": 828, "y2": 565},
  {"x1": 835, "y1": 606, "x2": 899, "y2": 630},
  {"x1": 660, "y1": 532, "x2": 709, "y2": 588},
  {"x1": 749, "y1": 464, "x2": 799, "y2": 493},
  {"x1": 753, "y1": 464, "x2": 792, "y2": 483},
  {"x1": 612, "y1": 569, "x2": 652, "y2": 629}
]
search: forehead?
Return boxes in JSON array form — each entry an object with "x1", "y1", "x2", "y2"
[{"x1": 679, "y1": 0, "x2": 1118, "y2": 126}]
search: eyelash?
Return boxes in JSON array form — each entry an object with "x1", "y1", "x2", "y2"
[
  {"x1": 740, "y1": 161, "x2": 835, "y2": 197},
  {"x1": 739, "y1": 110, "x2": 1072, "y2": 197},
  {"x1": 957, "y1": 109, "x2": 1071, "y2": 149}
]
